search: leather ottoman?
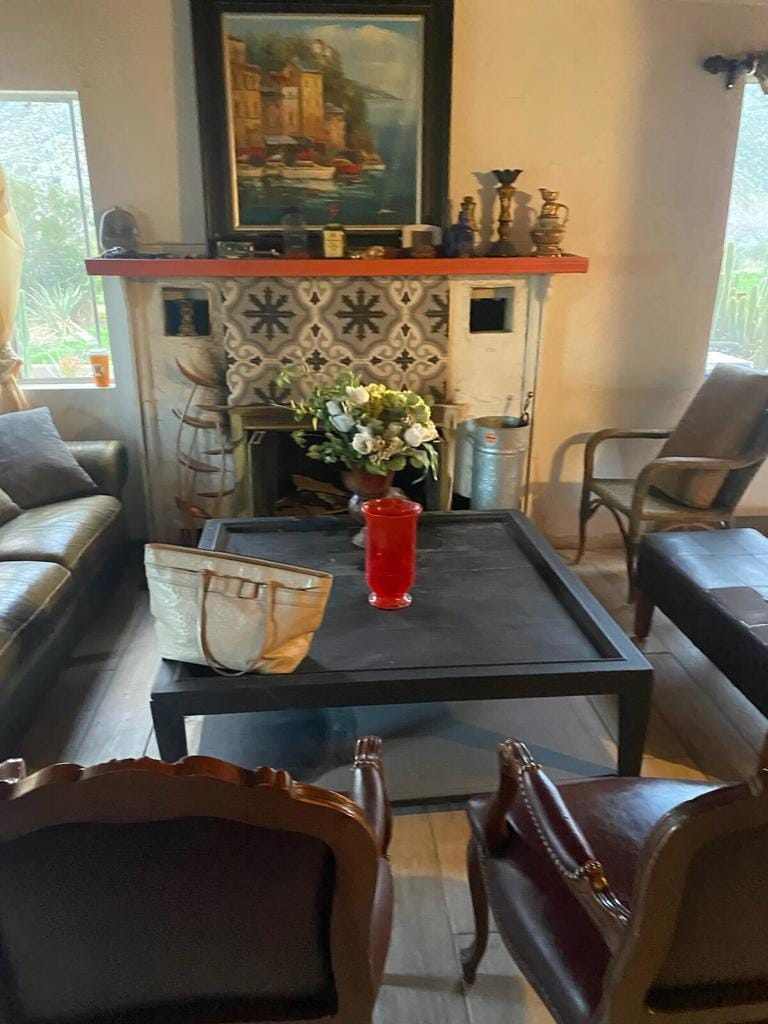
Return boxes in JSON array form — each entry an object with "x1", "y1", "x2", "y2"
[{"x1": 635, "y1": 529, "x2": 768, "y2": 716}]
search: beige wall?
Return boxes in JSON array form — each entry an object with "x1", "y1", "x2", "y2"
[
  {"x1": 0, "y1": 0, "x2": 205, "y2": 533},
  {"x1": 2, "y1": 0, "x2": 767, "y2": 540},
  {"x1": 451, "y1": 0, "x2": 768, "y2": 543}
]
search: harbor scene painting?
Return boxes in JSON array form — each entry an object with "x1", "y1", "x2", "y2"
[{"x1": 223, "y1": 12, "x2": 424, "y2": 229}]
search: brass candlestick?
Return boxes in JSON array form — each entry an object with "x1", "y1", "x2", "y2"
[{"x1": 488, "y1": 168, "x2": 523, "y2": 257}]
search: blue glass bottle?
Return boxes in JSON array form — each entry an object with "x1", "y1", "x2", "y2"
[{"x1": 445, "y1": 210, "x2": 475, "y2": 258}]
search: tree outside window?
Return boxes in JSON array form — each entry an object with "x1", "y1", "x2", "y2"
[
  {"x1": 0, "y1": 92, "x2": 110, "y2": 383},
  {"x1": 708, "y1": 83, "x2": 768, "y2": 374}
]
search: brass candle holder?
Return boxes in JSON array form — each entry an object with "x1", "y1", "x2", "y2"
[{"x1": 488, "y1": 168, "x2": 523, "y2": 257}]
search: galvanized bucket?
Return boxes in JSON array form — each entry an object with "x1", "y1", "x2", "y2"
[{"x1": 470, "y1": 416, "x2": 530, "y2": 510}]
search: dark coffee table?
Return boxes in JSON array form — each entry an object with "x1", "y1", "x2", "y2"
[{"x1": 151, "y1": 512, "x2": 652, "y2": 775}]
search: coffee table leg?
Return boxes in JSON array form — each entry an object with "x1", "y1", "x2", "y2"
[
  {"x1": 151, "y1": 701, "x2": 188, "y2": 762},
  {"x1": 617, "y1": 686, "x2": 652, "y2": 776}
]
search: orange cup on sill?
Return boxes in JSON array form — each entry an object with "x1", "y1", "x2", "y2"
[{"x1": 88, "y1": 349, "x2": 111, "y2": 387}]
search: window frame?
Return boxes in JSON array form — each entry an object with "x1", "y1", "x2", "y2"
[{"x1": 0, "y1": 89, "x2": 109, "y2": 386}]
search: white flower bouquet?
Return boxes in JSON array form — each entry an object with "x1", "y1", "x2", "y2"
[{"x1": 287, "y1": 371, "x2": 439, "y2": 478}]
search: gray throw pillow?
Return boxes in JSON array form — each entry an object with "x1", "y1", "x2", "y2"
[
  {"x1": 0, "y1": 407, "x2": 96, "y2": 508},
  {"x1": 0, "y1": 486, "x2": 21, "y2": 526}
]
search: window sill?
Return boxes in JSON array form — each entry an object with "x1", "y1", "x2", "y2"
[{"x1": 21, "y1": 381, "x2": 116, "y2": 391}]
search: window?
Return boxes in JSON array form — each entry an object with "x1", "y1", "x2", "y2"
[
  {"x1": 0, "y1": 91, "x2": 109, "y2": 384},
  {"x1": 708, "y1": 83, "x2": 768, "y2": 374}
]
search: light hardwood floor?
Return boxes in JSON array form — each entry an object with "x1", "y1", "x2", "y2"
[{"x1": 16, "y1": 548, "x2": 768, "y2": 1024}]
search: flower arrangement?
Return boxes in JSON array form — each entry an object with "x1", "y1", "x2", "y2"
[{"x1": 286, "y1": 371, "x2": 439, "y2": 479}]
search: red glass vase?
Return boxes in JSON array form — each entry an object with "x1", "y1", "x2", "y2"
[{"x1": 362, "y1": 497, "x2": 423, "y2": 609}]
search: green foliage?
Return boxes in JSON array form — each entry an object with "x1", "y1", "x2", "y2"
[
  {"x1": 711, "y1": 241, "x2": 768, "y2": 367},
  {"x1": 279, "y1": 368, "x2": 439, "y2": 480},
  {"x1": 7, "y1": 176, "x2": 87, "y2": 293},
  {"x1": 244, "y1": 32, "x2": 372, "y2": 150}
]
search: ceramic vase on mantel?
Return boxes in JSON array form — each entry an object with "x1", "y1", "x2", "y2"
[{"x1": 343, "y1": 467, "x2": 396, "y2": 548}]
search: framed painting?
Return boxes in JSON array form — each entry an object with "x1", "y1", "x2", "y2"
[{"x1": 190, "y1": 0, "x2": 453, "y2": 247}]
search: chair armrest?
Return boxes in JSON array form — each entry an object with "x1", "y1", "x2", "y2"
[
  {"x1": 66, "y1": 441, "x2": 128, "y2": 498},
  {"x1": 631, "y1": 449, "x2": 768, "y2": 520},
  {"x1": 484, "y1": 740, "x2": 629, "y2": 951},
  {"x1": 584, "y1": 429, "x2": 671, "y2": 487},
  {"x1": 350, "y1": 736, "x2": 391, "y2": 856}
]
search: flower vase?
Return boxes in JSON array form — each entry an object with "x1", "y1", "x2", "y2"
[{"x1": 343, "y1": 467, "x2": 396, "y2": 548}]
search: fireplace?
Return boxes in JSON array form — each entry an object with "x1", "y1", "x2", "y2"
[
  {"x1": 86, "y1": 255, "x2": 588, "y2": 542},
  {"x1": 230, "y1": 402, "x2": 460, "y2": 518}
]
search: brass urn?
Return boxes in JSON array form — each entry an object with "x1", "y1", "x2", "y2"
[{"x1": 531, "y1": 188, "x2": 570, "y2": 256}]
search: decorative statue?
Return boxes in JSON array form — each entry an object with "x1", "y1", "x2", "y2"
[
  {"x1": 98, "y1": 206, "x2": 139, "y2": 254},
  {"x1": 488, "y1": 169, "x2": 523, "y2": 257}
]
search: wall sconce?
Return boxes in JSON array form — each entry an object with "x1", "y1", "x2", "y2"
[{"x1": 703, "y1": 53, "x2": 768, "y2": 92}]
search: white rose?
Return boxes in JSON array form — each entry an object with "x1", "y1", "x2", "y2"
[
  {"x1": 326, "y1": 400, "x2": 342, "y2": 416},
  {"x1": 352, "y1": 432, "x2": 374, "y2": 454},
  {"x1": 345, "y1": 385, "x2": 369, "y2": 406},
  {"x1": 331, "y1": 413, "x2": 354, "y2": 433},
  {"x1": 404, "y1": 423, "x2": 428, "y2": 447}
]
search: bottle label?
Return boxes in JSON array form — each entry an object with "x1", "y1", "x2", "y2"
[{"x1": 324, "y1": 231, "x2": 345, "y2": 258}]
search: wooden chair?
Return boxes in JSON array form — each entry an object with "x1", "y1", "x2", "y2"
[
  {"x1": 0, "y1": 738, "x2": 393, "y2": 1024},
  {"x1": 462, "y1": 737, "x2": 768, "y2": 1024},
  {"x1": 575, "y1": 364, "x2": 768, "y2": 595}
]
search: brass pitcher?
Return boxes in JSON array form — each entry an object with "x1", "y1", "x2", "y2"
[{"x1": 531, "y1": 188, "x2": 570, "y2": 256}]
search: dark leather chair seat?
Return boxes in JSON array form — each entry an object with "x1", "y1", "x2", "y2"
[
  {"x1": 467, "y1": 777, "x2": 719, "y2": 1024},
  {"x1": 0, "y1": 496, "x2": 122, "y2": 583},
  {"x1": 636, "y1": 529, "x2": 768, "y2": 716}
]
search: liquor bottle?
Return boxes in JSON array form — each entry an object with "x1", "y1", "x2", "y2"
[{"x1": 322, "y1": 204, "x2": 346, "y2": 258}]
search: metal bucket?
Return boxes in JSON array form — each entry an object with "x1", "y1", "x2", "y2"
[{"x1": 470, "y1": 416, "x2": 530, "y2": 510}]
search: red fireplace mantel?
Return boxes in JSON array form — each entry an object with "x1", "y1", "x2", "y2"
[{"x1": 85, "y1": 255, "x2": 589, "y2": 278}]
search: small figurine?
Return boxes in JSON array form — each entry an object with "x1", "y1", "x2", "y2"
[{"x1": 98, "y1": 207, "x2": 139, "y2": 254}]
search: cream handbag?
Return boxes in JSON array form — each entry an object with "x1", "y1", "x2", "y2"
[{"x1": 144, "y1": 544, "x2": 333, "y2": 675}]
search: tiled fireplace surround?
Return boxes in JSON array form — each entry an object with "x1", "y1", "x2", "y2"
[{"x1": 108, "y1": 263, "x2": 581, "y2": 542}]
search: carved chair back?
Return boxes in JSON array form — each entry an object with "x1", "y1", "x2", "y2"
[
  {"x1": 603, "y1": 755, "x2": 768, "y2": 1023},
  {"x1": 0, "y1": 756, "x2": 382, "y2": 1024}
]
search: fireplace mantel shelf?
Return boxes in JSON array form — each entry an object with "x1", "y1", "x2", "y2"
[{"x1": 84, "y1": 255, "x2": 589, "y2": 278}]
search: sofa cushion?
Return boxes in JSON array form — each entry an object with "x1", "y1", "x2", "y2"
[
  {"x1": 0, "y1": 407, "x2": 96, "y2": 508},
  {"x1": 0, "y1": 561, "x2": 71, "y2": 684},
  {"x1": 0, "y1": 496, "x2": 122, "y2": 580},
  {"x1": 652, "y1": 365, "x2": 768, "y2": 510},
  {"x1": 0, "y1": 487, "x2": 20, "y2": 527}
]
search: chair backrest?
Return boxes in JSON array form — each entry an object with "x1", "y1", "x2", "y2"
[
  {"x1": 0, "y1": 757, "x2": 381, "y2": 1024},
  {"x1": 654, "y1": 364, "x2": 768, "y2": 510},
  {"x1": 603, "y1": 747, "x2": 768, "y2": 1023},
  {"x1": 714, "y1": 407, "x2": 768, "y2": 511}
]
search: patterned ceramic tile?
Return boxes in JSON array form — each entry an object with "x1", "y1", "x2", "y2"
[{"x1": 222, "y1": 276, "x2": 449, "y2": 405}]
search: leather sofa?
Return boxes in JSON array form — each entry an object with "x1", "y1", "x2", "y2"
[{"x1": 0, "y1": 441, "x2": 128, "y2": 753}]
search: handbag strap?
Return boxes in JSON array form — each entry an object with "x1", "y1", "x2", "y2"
[{"x1": 197, "y1": 571, "x2": 276, "y2": 677}]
